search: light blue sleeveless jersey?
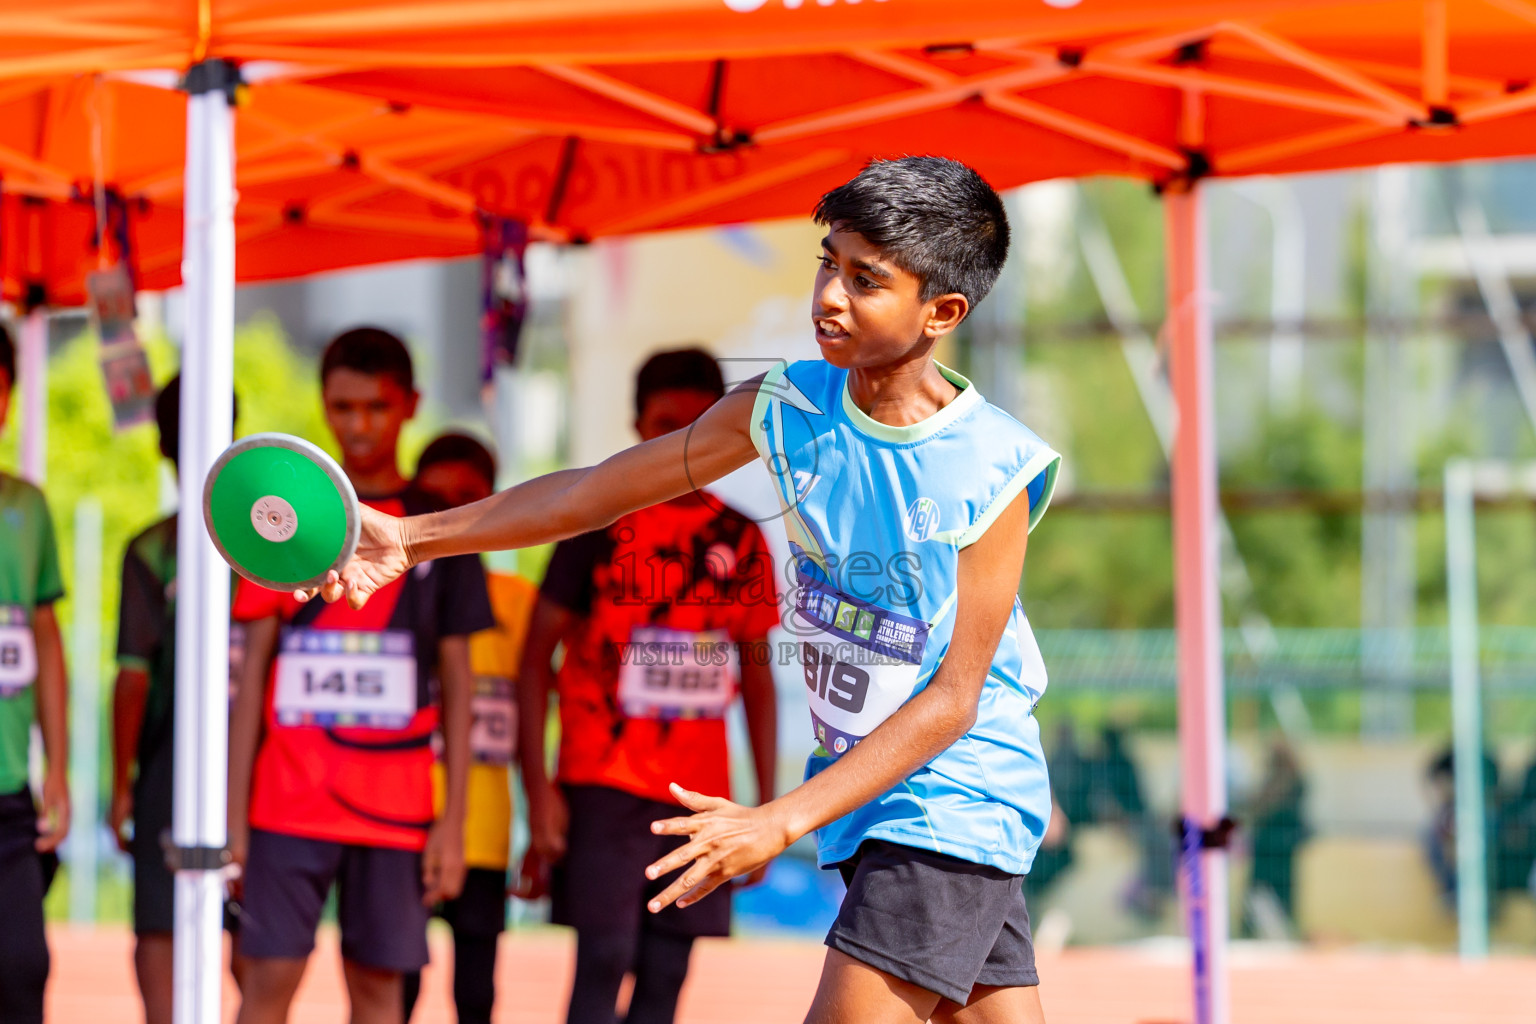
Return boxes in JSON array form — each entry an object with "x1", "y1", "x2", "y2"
[{"x1": 750, "y1": 358, "x2": 1061, "y2": 875}]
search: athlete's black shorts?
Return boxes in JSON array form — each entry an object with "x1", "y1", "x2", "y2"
[
  {"x1": 238, "y1": 828, "x2": 431, "y2": 972},
  {"x1": 552, "y1": 784, "x2": 731, "y2": 938},
  {"x1": 437, "y1": 866, "x2": 508, "y2": 937},
  {"x1": 827, "y1": 839, "x2": 1038, "y2": 1005},
  {"x1": 0, "y1": 787, "x2": 51, "y2": 1024},
  {"x1": 130, "y1": 746, "x2": 175, "y2": 934}
]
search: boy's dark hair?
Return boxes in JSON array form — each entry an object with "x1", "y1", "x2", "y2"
[
  {"x1": 320, "y1": 326, "x2": 415, "y2": 392},
  {"x1": 0, "y1": 323, "x2": 14, "y2": 387},
  {"x1": 416, "y1": 432, "x2": 497, "y2": 488},
  {"x1": 813, "y1": 156, "x2": 1010, "y2": 311},
  {"x1": 155, "y1": 374, "x2": 238, "y2": 469},
  {"x1": 634, "y1": 347, "x2": 724, "y2": 417}
]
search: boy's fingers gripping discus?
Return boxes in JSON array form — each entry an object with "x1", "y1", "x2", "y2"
[{"x1": 202, "y1": 433, "x2": 360, "y2": 592}]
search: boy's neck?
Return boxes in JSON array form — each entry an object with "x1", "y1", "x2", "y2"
[
  {"x1": 345, "y1": 460, "x2": 408, "y2": 500},
  {"x1": 845, "y1": 353, "x2": 959, "y2": 429}
]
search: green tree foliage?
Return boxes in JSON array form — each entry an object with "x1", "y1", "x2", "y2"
[
  {"x1": 1219, "y1": 403, "x2": 1364, "y2": 627},
  {"x1": 1020, "y1": 336, "x2": 1173, "y2": 629}
]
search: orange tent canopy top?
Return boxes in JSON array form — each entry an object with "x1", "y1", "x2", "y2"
[{"x1": 4, "y1": 0, "x2": 1536, "y2": 303}]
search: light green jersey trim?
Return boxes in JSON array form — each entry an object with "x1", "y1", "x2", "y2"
[
  {"x1": 957, "y1": 448, "x2": 1061, "y2": 549},
  {"x1": 747, "y1": 362, "x2": 784, "y2": 465},
  {"x1": 840, "y1": 361, "x2": 982, "y2": 445}
]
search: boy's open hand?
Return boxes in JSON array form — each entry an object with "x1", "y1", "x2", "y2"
[
  {"x1": 645, "y1": 783, "x2": 792, "y2": 913},
  {"x1": 422, "y1": 818, "x2": 466, "y2": 906},
  {"x1": 295, "y1": 504, "x2": 412, "y2": 609},
  {"x1": 36, "y1": 768, "x2": 70, "y2": 853}
]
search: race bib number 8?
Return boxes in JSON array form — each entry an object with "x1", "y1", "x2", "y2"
[
  {"x1": 0, "y1": 606, "x2": 37, "y2": 698},
  {"x1": 793, "y1": 573, "x2": 930, "y2": 757},
  {"x1": 470, "y1": 675, "x2": 516, "y2": 764},
  {"x1": 617, "y1": 626, "x2": 737, "y2": 720},
  {"x1": 274, "y1": 628, "x2": 417, "y2": 729}
]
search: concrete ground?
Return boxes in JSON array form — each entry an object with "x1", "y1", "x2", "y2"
[{"x1": 46, "y1": 925, "x2": 1533, "y2": 1024}]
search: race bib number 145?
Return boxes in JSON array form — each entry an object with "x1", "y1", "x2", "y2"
[{"x1": 274, "y1": 628, "x2": 417, "y2": 729}]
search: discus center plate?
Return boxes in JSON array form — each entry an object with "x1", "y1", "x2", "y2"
[
  {"x1": 251, "y1": 495, "x2": 299, "y2": 542},
  {"x1": 202, "y1": 432, "x2": 360, "y2": 592}
]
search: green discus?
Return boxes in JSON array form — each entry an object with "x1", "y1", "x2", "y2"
[{"x1": 202, "y1": 433, "x2": 360, "y2": 592}]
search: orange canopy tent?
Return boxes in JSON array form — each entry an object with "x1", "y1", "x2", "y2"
[
  {"x1": 7, "y1": 1, "x2": 1536, "y2": 302},
  {"x1": 2, "y1": 4, "x2": 1531, "y2": 1022}
]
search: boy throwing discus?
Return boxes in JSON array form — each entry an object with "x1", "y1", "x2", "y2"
[{"x1": 300, "y1": 157, "x2": 1060, "y2": 1023}]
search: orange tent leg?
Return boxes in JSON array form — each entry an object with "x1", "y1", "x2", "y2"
[{"x1": 1165, "y1": 182, "x2": 1230, "y2": 1024}]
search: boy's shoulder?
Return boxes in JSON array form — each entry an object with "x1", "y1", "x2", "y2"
[
  {"x1": 970, "y1": 397, "x2": 1054, "y2": 456},
  {"x1": 126, "y1": 514, "x2": 179, "y2": 573},
  {"x1": 758, "y1": 358, "x2": 841, "y2": 411},
  {"x1": 0, "y1": 471, "x2": 54, "y2": 538},
  {"x1": 0, "y1": 470, "x2": 47, "y2": 510}
]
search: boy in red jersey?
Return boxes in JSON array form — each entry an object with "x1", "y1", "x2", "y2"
[
  {"x1": 227, "y1": 328, "x2": 493, "y2": 1024},
  {"x1": 519, "y1": 349, "x2": 780, "y2": 1024}
]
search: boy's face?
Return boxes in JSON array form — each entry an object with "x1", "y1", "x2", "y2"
[
  {"x1": 415, "y1": 460, "x2": 494, "y2": 510},
  {"x1": 321, "y1": 368, "x2": 418, "y2": 474},
  {"x1": 635, "y1": 387, "x2": 717, "y2": 442},
  {"x1": 812, "y1": 226, "x2": 968, "y2": 370}
]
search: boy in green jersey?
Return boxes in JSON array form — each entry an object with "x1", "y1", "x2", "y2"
[{"x1": 0, "y1": 323, "x2": 70, "y2": 1024}]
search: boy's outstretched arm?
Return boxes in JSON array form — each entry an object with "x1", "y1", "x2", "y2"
[
  {"x1": 32, "y1": 604, "x2": 70, "y2": 852},
  {"x1": 643, "y1": 485, "x2": 1034, "y2": 912},
  {"x1": 303, "y1": 378, "x2": 762, "y2": 609}
]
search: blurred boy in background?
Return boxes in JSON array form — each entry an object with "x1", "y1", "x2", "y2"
[
  {"x1": 228, "y1": 328, "x2": 492, "y2": 1024},
  {"x1": 402, "y1": 433, "x2": 538, "y2": 1024},
  {"x1": 111, "y1": 375, "x2": 243, "y2": 1023},
  {"x1": 518, "y1": 348, "x2": 780, "y2": 1024},
  {"x1": 0, "y1": 323, "x2": 69, "y2": 1024}
]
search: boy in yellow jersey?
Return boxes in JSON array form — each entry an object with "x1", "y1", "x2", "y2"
[{"x1": 403, "y1": 433, "x2": 537, "y2": 1024}]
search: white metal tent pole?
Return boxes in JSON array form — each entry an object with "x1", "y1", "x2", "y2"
[
  {"x1": 1443, "y1": 458, "x2": 1490, "y2": 958},
  {"x1": 18, "y1": 310, "x2": 47, "y2": 484},
  {"x1": 1164, "y1": 183, "x2": 1230, "y2": 1024},
  {"x1": 172, "y1": 60, "x2": 238, "y2": 1024},
  {"x1": 67, "y1": 498, "x2": 103, "y2": 924}
]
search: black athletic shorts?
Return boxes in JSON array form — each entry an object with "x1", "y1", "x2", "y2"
[
  {"x1": 552, "y1": 784, "x2": 731, "y2": 939},
  {"x1": 437, "y1": 866, "x2": 508, "y2": 938},
  {"x1": 129, "y1": 749, "x2": 241, "y2": 937},
  {"x1": 130, "y1": 746, "x2": 175, "y2": 934},
  {"x1": 826, "y1": 839, "x2": 1038, "y2": 1005},
  {"x1": 238, "y1": 828, "x2": 431, "y2": 972},
  {"x1": 0, "y1": 787, "x2": 51, "y2": 1024}
]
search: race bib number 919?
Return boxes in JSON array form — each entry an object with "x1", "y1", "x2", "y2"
[
  {"x1": 274, "y1": 628, "x2": 417, "y2": 729},
  {"x1": 793, "y1": 573, "x2": 930, "y2": 757},
  {"x1": 0, "y1": 606, "x2": 37, "y2": 698}
]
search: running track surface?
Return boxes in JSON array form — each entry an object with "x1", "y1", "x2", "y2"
[{"x1": 45, "y1": 926, "x2": 1533, "y2": 1023}]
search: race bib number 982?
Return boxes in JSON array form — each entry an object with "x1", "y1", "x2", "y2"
[
  {"x1": 0, "y1": 606, "x2": 37, "y2": 698},
  {"x1": 274, "y1": 628, "x2": 417, "y2": 729},
  {"x1": 617, "y1": 626, "x2": 737, "y2": 720},
  {"x1": 793, "y1": 573, "x2": 930, "y2": 757}
]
